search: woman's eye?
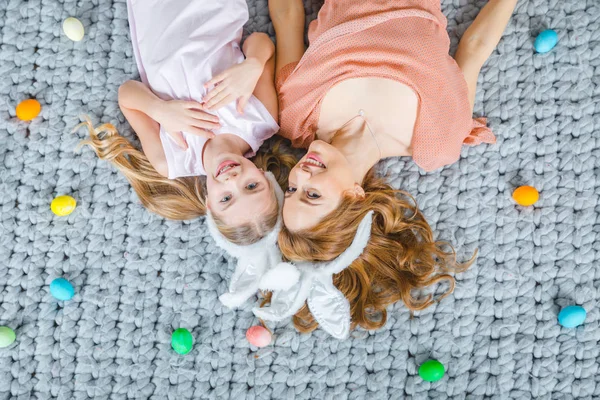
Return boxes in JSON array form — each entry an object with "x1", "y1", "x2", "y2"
[
  {"x1": 307, "y1": 191, "x2": 321, "y2": 199},
  {"x1": 220, "y1": 195, "x2": 232, "y2": 203},
  {"x1": 286, "y1": 187, "x2": 297, "y2": 194},
  {"x1": 246, "y1": 182, "x2": 258, "y2": 190}
]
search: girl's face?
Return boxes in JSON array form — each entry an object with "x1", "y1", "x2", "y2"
[
  {"x1": 205, "y1": 154, "x2": 275, "y2": 226},
  {"x1": 283, "y1": 140, "x2": 361, "y2": 231}
]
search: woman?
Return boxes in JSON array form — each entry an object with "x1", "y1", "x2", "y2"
[{"x1": 269, "y1": 0, "x2": 518, "y2": 334}]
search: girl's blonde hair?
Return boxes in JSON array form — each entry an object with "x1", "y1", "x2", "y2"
[
  {"x1": 78, "y1": 118, "x2": 296, "y2": 245},
  {"x1": 277, "y1": 169, "x2": 474, "y2": 333}
]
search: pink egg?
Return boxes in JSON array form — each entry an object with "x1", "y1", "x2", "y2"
[{"x1": 246, "y1": 326, "x2": 272, "y2": 348}]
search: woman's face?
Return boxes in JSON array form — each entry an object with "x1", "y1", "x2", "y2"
[
  {"x1": 283, "y1": 140, "x2": 360, "y2": 231},
  {"x1": 205, "y1": 154, "x2": 275, "y2": 226}
]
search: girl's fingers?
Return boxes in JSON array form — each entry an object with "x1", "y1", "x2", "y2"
[
  {"x1": 186, "y1": 109, "x2": 220, "y2": 123},
  {"x1": 206, "y1": 89, "x2": 232, "y2": 110},
  {"x1": 187, "y1": 117, "x2": 221, "y2": 130},
  {"x1": 184, "y1": 101, "x2": 205, "y2": 110},
  {"x1": 210, "y1": 94, "x2": 236, "y2": 111},
  {"x1": 204, "y1": 72, "x2": 228, "y2": 89},
  {"x1": 237, "y1": 96, "x2": 250, "y2": 114},
  {"x1": 168, "y1": 131, "x2": 188, "y2": 150},
  {"x1": 203, "y1": 83, "x2": 228, "y2": 104},
  {"x1": 185, "y1": 126, "x2": 216, "y2": 139}
]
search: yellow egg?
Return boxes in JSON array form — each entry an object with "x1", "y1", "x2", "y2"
[
  {"x1": 51, "y1": 195, "x2": 77, "y2": 216},
  {"x1": 62, "y1": 17, "x2": 85, "y2": 42},
  {"x1": 512, "y1": 186, "x2": 539, "y2": 206},
  {"x1": 16, "y1": 99, "x2": 41, "y2": 121}
]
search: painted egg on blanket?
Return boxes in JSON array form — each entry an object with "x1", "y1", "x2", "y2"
[
  {"x1": 63, "y1": 17, "x2": 85, "y2": 42},
  {"x1": 51, "y1": 195, "x2": 77, "y2": 216},
  {"x1": 246, "y1": 326, "x2": 271, "y2": 348},
  {"x1": 558, "y1": 305, "x2": 586, "y2": 328},
  {"x1": 418, "y1": 359, "x2": 445, "y2": 382},
  {"x1": 16, "y1": 99, "x2": 41, "y2": 121},
  {"x1": 50, "y1": 278, "x2": 75, "y2": 301},
  {"x1": 512, "y1": 186, "x2": 539, "y2": 206},
  {"x1": 171, "y1": 328, "x2": 193, "y2": 355},
  {"x1": 0, "y1": 326, "x2": 16, "y2": 348},
  {"x1": 534, "y1": 30, "x2": 558, "y2": 54}
]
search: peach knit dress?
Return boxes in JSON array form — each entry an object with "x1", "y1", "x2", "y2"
[{"x1": 276, "y1": 0, "x2": 496, "y2": 172}]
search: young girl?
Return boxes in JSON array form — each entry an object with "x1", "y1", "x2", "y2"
[
  {"x1": 82, "y1": 0, "x2": 293, "y2": 245},
  {"x1": 268, "y1": 0, "x2": 518, "y2": 334}
]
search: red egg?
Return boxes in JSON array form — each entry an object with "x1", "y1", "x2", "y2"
[{"x1": 246, "y1": 326, "x2": 271, "y2": 348}]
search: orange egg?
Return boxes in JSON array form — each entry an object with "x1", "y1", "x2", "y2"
[
  {"x1": 512, "y1": 186, "x2": 539, "y2": 206},
  {"x1": 16, "y1": 99, "x2": 41, "y2": 121}
]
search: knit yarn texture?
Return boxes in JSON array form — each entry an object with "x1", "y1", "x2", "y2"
[{"x1": 0, "y1": 0, "x2": 599, "y2": 398}]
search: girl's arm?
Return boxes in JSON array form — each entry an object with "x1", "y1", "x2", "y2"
[
  {"x1": 243, "y1": 33, "x2": 278, "y2": 120},
  {"x1": 119, "y1": 80, "x2": 221, "y2": 155},
  {"x1": 454, "y1": 0, "x2": 519, "y2": 112},
  {"x1": 118, "y1": 81, "x2": 169, "y2": 176},
  {"x1": 203, "y1": 33, "x2": 277, "y2": 118}
]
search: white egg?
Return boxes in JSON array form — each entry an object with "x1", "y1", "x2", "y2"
[{"x1": 63, "y1": 17, "x2": 85, "y2": 42}]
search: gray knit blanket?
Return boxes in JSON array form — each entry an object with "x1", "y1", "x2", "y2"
[{"x1": 1, "y1": 0, "x2": 599, "y2": 398}]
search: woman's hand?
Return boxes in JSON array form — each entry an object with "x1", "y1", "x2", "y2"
[
  {"x1": 203, "y1": 57, "x2": 264, "y2": 113},
  {"x1": 151, "y1": 100, "x2": 221, "y2": 148}
]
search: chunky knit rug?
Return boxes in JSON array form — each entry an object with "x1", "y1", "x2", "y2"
[{"x1": 1, "y1": 0, "x2": 599, "y2": 398}]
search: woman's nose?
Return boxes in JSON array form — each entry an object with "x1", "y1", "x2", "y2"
[{"x1": 296, "y1": 166, "x2": 311, "y2": 181}]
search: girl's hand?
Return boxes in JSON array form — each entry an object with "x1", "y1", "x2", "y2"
[
  {"x1": 152, "y1": 100, "x2": 221, "y2": 148},
  {"x1": 203, "y1": 57, "x2": 263, "y2": 113}
]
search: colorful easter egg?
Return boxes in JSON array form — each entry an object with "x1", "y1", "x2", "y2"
[
  {"x1": 512, "y1": 186, "x2": 539, "y2": 206},
  {"x1": 418, "y1": 359, "x2": 445, "y2": 382},
  {"x1": 246, "y1": 325, "x2": 271, "y2": 348},
  {"x1": 0, "y1": 326, "x2": 16, "y2": 348},
  {"x1": 51, "y1": 195, "x2": 77, "y2": 216},
  {"x1": 50, "y1": 278, "x2": 75, "y2": 301},
  {"x1": 171, "y1": 328, "x2": 193, "y2": 355},
  {"x1": 558, "y1": 305, "x2": 586, "y2": 328},
  {"x1": 534, "y1": 30, "x2": 558, "y2": 54},
  {"x1": 16, "y1": 99, "x2": 41, "y2": 121},
  {"x1": 63, "y1": 17, "x2": 85, "y2": 42}
]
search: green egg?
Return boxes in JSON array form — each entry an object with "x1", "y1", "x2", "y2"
[
  {"x1": 171, "y1": 328, "x2": 193, "y2": 355},
  {"x1": 0, "y1": 326, "x2": 16, "y2": 348},
  {"x1": 418, "y1": 359, "x2": 445, "y2": 382}
]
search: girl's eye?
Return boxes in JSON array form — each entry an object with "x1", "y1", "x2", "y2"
[
  {"x1": 220, "y1": 195, "x2": 232, "y2": 203},
  {"x1": 307, "y1": 191, "x2": 321, "y2": 199},
  {"x1": 246, "y1": 182, "x2": 258, "y2": 190},
  {"x1": 286, "y1": 187, "x2": 297, "y2": 194}
]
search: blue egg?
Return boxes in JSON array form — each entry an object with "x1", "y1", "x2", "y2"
[
  {"x1": 558, "y1": 305, "x2": 586, "y2": 328},
  {"x1": 534, "y1": 30, "x2": 559, "y2": 54},
  {"x1": 50, "y1": 278, "x2": 75, "y2": 301}
]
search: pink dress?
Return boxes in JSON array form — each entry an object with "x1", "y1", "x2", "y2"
[
  {"x1": 126, "y1": 0, "x2": 279, "y2": 179},
  {"x1": 276, "y1": 0, "x2": 496, "y2": 172}
]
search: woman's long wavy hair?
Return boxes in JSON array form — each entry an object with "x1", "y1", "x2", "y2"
[
  {"x1": 278, "y1": 169, "x2": 475, "y2": 333},
  {"x1": 78, "y1": 118, "x2": 296, "y2": 245}
]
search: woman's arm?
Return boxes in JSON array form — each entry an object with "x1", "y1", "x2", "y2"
[
  {"x1": 269, "y1": 0, "x2": 306, "y2": 80},
  {"x1": 454, "y1": 0, "x2": 519, "y2": 112}
]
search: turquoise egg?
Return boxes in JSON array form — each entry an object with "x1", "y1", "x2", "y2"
[
  {"x1": 558, "y1": 305, "x2": 586, "y2": 328},
  {"x1": 534, "y1": 30, "x2": 558, "y2": 54},
  {"x1": 50, "y1": 278, "x2": 75, "y2": 301}
]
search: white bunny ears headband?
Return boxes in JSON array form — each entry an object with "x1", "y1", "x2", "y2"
[
  {"x1": 253, "y1": 211, "x2": 374, "y2": 339},
  {"x1": 207, "y1": 171, "x2": 375, "y2": 339}
]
